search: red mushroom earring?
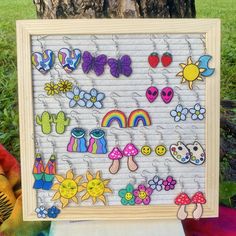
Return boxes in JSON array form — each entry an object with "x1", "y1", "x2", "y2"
[
  {"x1": 123, "y1": 131, "x2": 139, "y2": 172},
  {"x1": 191, "y1": 176, "x2": 206, "y2": 220},
  {"x1": 174, "y1": 176, "x2": 191, "y2": 220},
  {"x1": 108, "y1": 128, "x2": 123, "y2": 174}
]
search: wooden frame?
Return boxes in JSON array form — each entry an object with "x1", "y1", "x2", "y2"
[{"x1": 17, "y1": 19, "x2": 220, "y2": 221}]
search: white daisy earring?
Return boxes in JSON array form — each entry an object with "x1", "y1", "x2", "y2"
[
  {"x1": 170, "y1": 87, "x2": 188, "y2": 122},
  {"x1": 189, "y1": 87, "x2": 206, "y2": 121}
]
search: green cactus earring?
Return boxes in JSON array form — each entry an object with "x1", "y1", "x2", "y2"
[
  {"x1": 36, "y1": 95, "x2": 53, "y2": 135},
  {"x1": 53, "y1": 97, "x2": 70, "y2": 134}
]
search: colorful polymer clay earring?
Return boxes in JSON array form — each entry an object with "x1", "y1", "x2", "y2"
[
  {"x1": 162, "y1": 159, "x2": 177, "y2": 191},
  {"x1": 36, "y1": 95, "x2": 53, "y2": 135},
  {"x1": 155, "y1": 126, "x2": 167, "y2": 156},
  {"x1": 51, "y1": 159, "x2": 83, "y2": 208},
  {"x1": 174, "y1": 176, "x2": 191, "y2": 220},
  {"x1": 31, "y1": 36, "x2": 54, "y2": 74},
  {"x1": 58, "y1": 36, "x2": 81, "y2": 73},
  {"x1": 161, "y1": 69, "x2": 174, "y2": 104},
  {"x1": 161, "y1": 35, "x2": 173, "y2": 67},
  {"x1": 35, "y1": 197, "x2": 48, "y2": 218},
  {"x1": 191, "y1": 176, "x2": 206, "y2": 220},
  {"x1": 79, "y1": 159, "x2": 112, "y2": 205},
  {"x1": 108, "y1": 35, "x2": 132, "y2": 78},
  {"x1": 169, "y1": 128, "x2": 191, "y2": 164},
  {"x1": 140, "y1": 127, "x2": 152, "y2": 156},
  {"x1": 82, "y1": 35, "x2": 107, "y2": 76},
  {"x1": 88, "y1": 111, "x2": 108, "y2": 154},
  {"x1": 67, "y1": 111, "x2": 87, "y2": 153},
  {"x1": 118, "y1": 175, "x2": 136, "y2": 206},
  {"x1": 148, "y1": 160, "x2": 164, "y2": 192},
  {"x1": 128, "y1": 92, "x2": 152, "y2": 127},
  {"x1": 101, "y1": 92, "x2": 127, "y2": 128},
  {"x1": 170, "y1": 87, "x2": 188, "y2": 122},
  {"x1": 189, "y1": 87, "x2": 206, "y2": 121},
  {"x1": 53, "y1": 97, "x2": 70, "y2": 134},
  {"x1": 148, "y1": 34, "x2": 159, "y2": 68},
  {"x1": 145, "y1": 68, "x2": 159, "y2": 103},
  {"x1": 133, "y1": 171, "x2": 153, "y2": 205},
  {"x1": 123, "y1": 131, "x2": 139, "y2": 172},
  {"x1": 108, "y1": 128, "x2": 123, "y2": 174}
]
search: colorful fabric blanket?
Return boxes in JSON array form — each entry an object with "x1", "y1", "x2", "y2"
[{"x1": 0, "y1": 144, "x2": 49, "y2": 236}]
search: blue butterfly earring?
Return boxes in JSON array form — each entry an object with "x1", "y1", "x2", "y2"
[
  {"x1": 58, "y1": 36, "x2": 81, "y2": 73},
  {"x1": 82, "y1": 35, "x2": 107, "y2": 76},
  {"x1": 108, "y1": 35, "x2": 132, "y2": 78}
]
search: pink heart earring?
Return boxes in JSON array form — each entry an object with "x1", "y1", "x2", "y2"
[
  {"x1": 161, "y1": 69, "x2": 174, "y2": 104},
  {"x1": 146, "y1": 68, "x2": 158, "y2": 103}
]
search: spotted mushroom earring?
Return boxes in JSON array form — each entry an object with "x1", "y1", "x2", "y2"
[
  {"x1": 58, "y1": 36, "x2": 81, "y2": 73},
  {"x1": 31, "y1": 36, "x2": 55, "y2": 74},
  {"x1": 161, "y1": 69, "x2": 174, "y2": 104},
  {"x1": 191, "y1": 176, "x2": 206, "y2": 220},
  {"x1": 174, "y1": 176, "x2": 191, "y2": 220},
  {"x1": 67, "y1": 111, "x2": 87, "y2": 153},
  {"x1": 123, "y1": 131, "x2": 139, "y2": 172},
  {"x1": 155, "y1": 126, "x2": 167, "y2": 156},
  {"x1": 88, "y1": 111, "x2": 108, "y2": 154},
  {"x1": 108, "y1": 128, "x2": 123, "y2": 174},
  {"x1": 140, "y1": 127, "x2": 152, "y2": 156},
  {"x1": 146, "y1": 68, "x2": 159, "y2": 103}
]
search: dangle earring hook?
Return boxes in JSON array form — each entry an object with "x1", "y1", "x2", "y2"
[
  {"x1": 200, "y1": 34, "x2": 207, "y2": 54},
  {"x1": 37, "y1": 36, "x2": 46, "y2": 51},
  {"x1": 91, "y1": 35, "x2": 99, "y2": 56},
  {"x1": 110, "y1": 92, "x2": 121, "y2": 109},
  {"x1": 185, "y1": 35, "x2": 192, "y2": 57},
  {"x1": 163, "y1": 34, "x2": 170, "y2": 52},
  {"x1": 194, "y1": 175, "x2": 201, "y2": 191},
  {"x1": 112, "y1": 35, "x2": 119, "y2": 57},
  {"x1": 132, "y1": 92, "x2": 142, "y2": 108},
  {"x1": 38, "y1": 94, "x2": 48, "y2": 109},
  {"x1": 63, "y1": 36, "x2": 73, "y2": 50},
  {"x1": 92, "y1": 110, "x2": 101, "y2": 127},
  {"x1": 140, "y1": 127, "x2": 152, "y2": 156}
]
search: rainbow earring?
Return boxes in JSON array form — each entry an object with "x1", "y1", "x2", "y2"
[
  {"x1": 101, "y1": 92, "x2": 127, "y2": 128},
  {"x1": 128, "y1": 92, "x2": 151, "y2": 127},
  {"x1": 88, "y1": 111, "x2": 107, "y2": 154}
]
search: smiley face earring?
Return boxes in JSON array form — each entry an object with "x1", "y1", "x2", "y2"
[
  {"x1": 155, "y1": 126, "x2": 167, "y2": 156},
  {"x1": 140, "y1": 128, "x2": 152, "y2": 156}
]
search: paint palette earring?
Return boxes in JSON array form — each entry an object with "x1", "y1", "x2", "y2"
[
  {"x1": 187, "y1": 141, "x2": 206, "y2": 165},
  {"x1": 32, "y1": 37, "x2": 54, "y2": 74},
  {"x1": 170, "y1": 141, "x2": 190, "y2": 164}
]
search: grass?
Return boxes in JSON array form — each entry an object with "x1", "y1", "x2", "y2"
[{"x1": 0, "y1": 1, "x2": 235, "y2": 166}]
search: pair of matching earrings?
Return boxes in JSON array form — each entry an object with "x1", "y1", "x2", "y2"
[{"x1": 175, "y1": 177, "x2": 206, "y2": 220}]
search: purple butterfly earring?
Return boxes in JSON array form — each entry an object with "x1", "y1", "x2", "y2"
[
  {"x1": 146, "y1": 68, "x2": 158, "y2": 103},
  {"x1": 82, "y1": 35, "x2": 107, "y2": 76},
  {"x1": 161, "y1": 69, "x2": 174, "y2": 104},
  {"x1": 107, "y1": 35, "x2": 132, "y2": 78}
]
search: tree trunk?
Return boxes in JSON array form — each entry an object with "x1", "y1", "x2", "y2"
[{"x1": 33, "y1": 0, "x2": 196, "y2": 19}]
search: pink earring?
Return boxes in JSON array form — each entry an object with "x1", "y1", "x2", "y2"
[
  {"x1": 160, "y1": 69, "x2": 174, "y2": 104},
  {"x1": 146, "y1": 69, "x2": 158, "y2": 103}
]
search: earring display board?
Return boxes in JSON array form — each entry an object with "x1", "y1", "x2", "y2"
[{"x1": 17, "y1": 19, "x2": 220, "y2": 221}]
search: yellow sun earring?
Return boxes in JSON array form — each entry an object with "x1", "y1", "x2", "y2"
[
  {"x1": 176, "y1": 38, "x2": 205, "y2": 90},
  {"x1": 51, "y1": 158, "x2": 83, "y2": 208},
  {"x1": 79, "y1": 158, "x2": 112, "y2": 205}
]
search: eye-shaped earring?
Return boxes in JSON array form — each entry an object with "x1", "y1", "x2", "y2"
[
  {"x1": 101, "y1": 92, "x2": 127, "y2": 128},
  {"x1": 128, "y1": 92, "x2": 151, "y2": 127},
  {"x1": 189, "y1": 87, "x2": 206, "y2": 121},
  {"x1": 58, "y1": 36, "x2": 81, "y2": 73},
  {"x1": 148, "y1": 160, "x2": 164, "y2": 192},
  {"x1": 155, "y1": 126, "x2": 167, "y2": 156},
  {"x1": 140, "y1": 127, "x2": 152, "y2": 156},
  {"x1": 123, "y1": 130, "x2": 139, "y2": 172},
  {"x1": 51, "y1": 158, "x2": 83, "y2": 208},
  {"x1": 160, "y1": 69, "x2": 174, "y2": 104},
  {"x1": 67, "y1": 111, "x2": 87, "y2": 153},
  {"x1": 146, "y1": 68, "x2": 159, "y2": 103},
  {"x1": 108, "y1": 127, "x2": 123, "y2": 174},
  {"x1": 187, "y1": 125, "x2": 206, "y2": 166},
  {"x1": 162, "y1": 159, "x2": 177, "y2": 191},
  {"x1": 82, "y1": 35, "x2": 107, "y2": 76},
  {"x1": 133, "y1": 171, "x2": 153, "y2": 205},
  {"x1": 53, "y1": 97, "x2": 70, "y2": 134},
  {"x1": 169, "y1": 126, "x2": 191, "y2": 164},
  {"x1": 80, "y1": 158, "x2": 112, "y2": 205},
  {"x1": 174, "y1": 176, "x2": 191, "y2": 220},
  {"x1": 32, "y1": 36, "x2": 55, "y2": 74},
  {"x1": 108, "y1": 35, "x2": 132, "y2": 78},
  {"x1": 88, "y1": 111, "x2": 108, "y2": 154},
  {"x1": 36, "y1": 95, "x2": 53, "y2": 135},
  {"x1": 170, "y1": 87, "x2": 188, "y2": 122},
  {"x1": 148, "y1": 34, "x2": 159, "y2": 68},
  {"x1": 161, "y1": 35, "x2": 173, "y2": 67},
  {"x1": 118, "y1": 175, "x2": 136, "y2": 206}
]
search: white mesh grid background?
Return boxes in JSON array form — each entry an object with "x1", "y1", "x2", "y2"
[{"x1": 31, "y1": 34, "x2": 206, "y2": 209}]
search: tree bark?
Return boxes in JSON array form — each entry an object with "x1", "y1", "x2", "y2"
[{"x1": 33, "y1": 0, "x2": 196, "y2": 19}]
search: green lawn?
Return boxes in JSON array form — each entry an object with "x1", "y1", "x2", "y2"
[{"x1": 0, "y1": 0, "x2": 235, "y2": 159}]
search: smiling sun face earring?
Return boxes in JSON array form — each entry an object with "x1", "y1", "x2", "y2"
[
  {"x1": 155, "y1": 126, "x2": 167, "y2": 156},
  {"x1": 140, "y1": 127, "x2": 152, "y2": 156}
]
